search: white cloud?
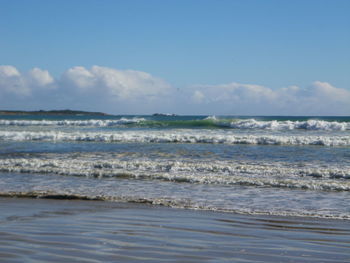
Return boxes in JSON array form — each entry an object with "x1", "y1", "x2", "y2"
[
  {"x1": 61, "y1": 66, "x2": 96, "y2": 90},
  {"x1": 193, "y1": 82, "x2": 277, "y2": 103},
  {"x1": 0, "y1": 65, "x2": 28, "y2": 96},
  {"x1": 61, "y1": 66, "x2": 171, "y2": 100},
  {"x1": 0, "y1": 66, "x2": 54, "y2": 96},
  {"x1": 0, "y1": 65, "x2": 173, "y2": 113},
  {"x1": 27, "y1": 68, "x2": 55, "y2": 87},
  {"x1": 190, "y1": 81, "x2": 350, "y2": 115},
  {"x1": 1, "y1": 65, "x2": 349, "y2": 115},
  {"x1": 311, "y1": 81, "x2": 350, "y2": 103},
  {"x1": 192, "y1": 90, "x2": 205, "y2": 103},
  {"x1": 0, "y1": 65, "x2": 20, "y2": 77}
]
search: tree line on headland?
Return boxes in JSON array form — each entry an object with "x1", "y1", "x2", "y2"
[{"x1": 0, "y1": 109, "x2": 110, "y2": 116}]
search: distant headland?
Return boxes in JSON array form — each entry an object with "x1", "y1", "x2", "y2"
[
  {"x1": 0, "y1": 109, "x2": 110, "y2": 116},
  {"x1": 152, "y1": 113, "x2": 178, "y2": 117}
]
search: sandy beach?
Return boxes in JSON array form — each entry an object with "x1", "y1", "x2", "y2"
[{"x1": 0, "y1": 197, "x2": 349, "y2": 263}]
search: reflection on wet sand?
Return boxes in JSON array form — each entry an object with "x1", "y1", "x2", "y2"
[{"x1": 0, "y1": 198, "x2": 349, "y2": 263}]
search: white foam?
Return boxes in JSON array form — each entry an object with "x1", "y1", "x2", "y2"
[
  {"x1": 228, "y1": 119, "x2": 349, "y2": 131},
  {"x1": 0, "y1": 118, "x2": 145, "y2": 127},
  {"x1": 204, "y1": 115, "x2": 217, "y2": 120},
  {"x1": 1, "y1": 157, "x2": 349, "y2": 191},
  {"x1": 0, "y1": 130, "x2": 348, "y2": 146},
  {"x1": 1, "y1": 118, "x2": 348, "y2": 131},
  {"x1": 1, "y1": 189, "x2": 349, "y2": 220}
]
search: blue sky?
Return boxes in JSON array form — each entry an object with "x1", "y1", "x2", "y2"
[{"x1": 0, "y1": 0, "x2": 349, "y2": 115}]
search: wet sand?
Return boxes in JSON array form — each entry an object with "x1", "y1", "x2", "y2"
[{"x1": 0, "y1": 198, "x2": 349, "y2": 263}]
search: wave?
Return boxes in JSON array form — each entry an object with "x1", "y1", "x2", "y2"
[
  {"x1": 0, "y1": 118, "x2": 145, "y2": 127},
  {"x1": 1, "y1": 190, "x2": 349, "y2": 220},
  {"x1": 1, "y1": 157, "x2": 349, "y2": 191},
  {"x1": 0, "y1": 130, "x2": 349, "y2": 146},
  {"x1": 0, "y1": 118, "x2": 220, "y2": 128},
  {"x1": 228, "y1": 119, "x2": 350, "y2": 131},
  {"x1": 0, "y1": 118, "x2": 349, "y2": 130}
]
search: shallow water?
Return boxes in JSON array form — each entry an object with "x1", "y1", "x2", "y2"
[
  {"x1": 0, "y1": 198, "x2": 350, "y2": 263},
  {"x1": 0, "y1": 114, "x2": 349, "y2": 219}
]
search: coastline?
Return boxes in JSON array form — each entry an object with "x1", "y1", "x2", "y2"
[
  {"x1": 1, "y1": 197, "x2": 349, "y2": 262},
  {"x1": 0, "y1": 109, "x2": 110, "y2": 116}
]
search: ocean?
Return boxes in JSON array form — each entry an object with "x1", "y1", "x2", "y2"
[{"x1": 0, "y1": 114, "x2": 349, "y2": 219}]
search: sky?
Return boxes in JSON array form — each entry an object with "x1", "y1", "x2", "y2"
[{"x1": 0, "y1": 0, "x2": 349, "y2": 115}]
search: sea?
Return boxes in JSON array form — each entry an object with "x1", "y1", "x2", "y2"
[{"x1": 0, "y1": 114, "x2": 349, "y2": 220}]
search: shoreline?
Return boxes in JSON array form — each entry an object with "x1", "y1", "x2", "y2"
[
  {"x1": 1, "y1": 197, "x2": 349, "y2": 262},
  {"x1": 1, "y1": 192, "x2": 350, "y2": 221}
]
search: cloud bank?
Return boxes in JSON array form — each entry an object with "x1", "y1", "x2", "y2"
[
  {"x1": 189, "y1": 81, "x2": 350, "y2": 115},
  {"x1": 0, "y1": 65, "x2": 349, "y2": 115},
  {"x1": 0, "y1": 65, "x2": 172, "y2": 113},
  {"x1": 0, "y1": 66, "x2": 54, "y2": 96},
  {"x1": 61, "y1": 66, "x2": 170, "y2": 100}
]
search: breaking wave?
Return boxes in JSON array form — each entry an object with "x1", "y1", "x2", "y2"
[
  {"x1": 0, "y1": 118, "x2": 349, "y2": 130},
  {"x1": 0, "y1": 118, "x2": 145, "y2": 127},
  {"x1": 1, "y1": 157, "x2": 349, "y2": 191},
  {"x1": 0, "y1": 130, "x2": 348, "y2": 146},
  {"x1": 228, "y1": 119, "x2": 350, "y2": 131}
]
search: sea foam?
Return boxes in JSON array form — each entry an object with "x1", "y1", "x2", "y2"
[
  {"x1": 0, "y1": 118, "x2": 145, "y2": 127},
  {"x1": 0, "y1": 118, "x2": 349, "y2": 131},
  {"x1": 0, "y1": 130, "x2": 348, "y2": 146},
  {"x1": 1, "y1": 157, "x2": 349, "y2": 191},
  {"x1": 228, "y1": 119, "x2": 349, "y2": 131}
]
